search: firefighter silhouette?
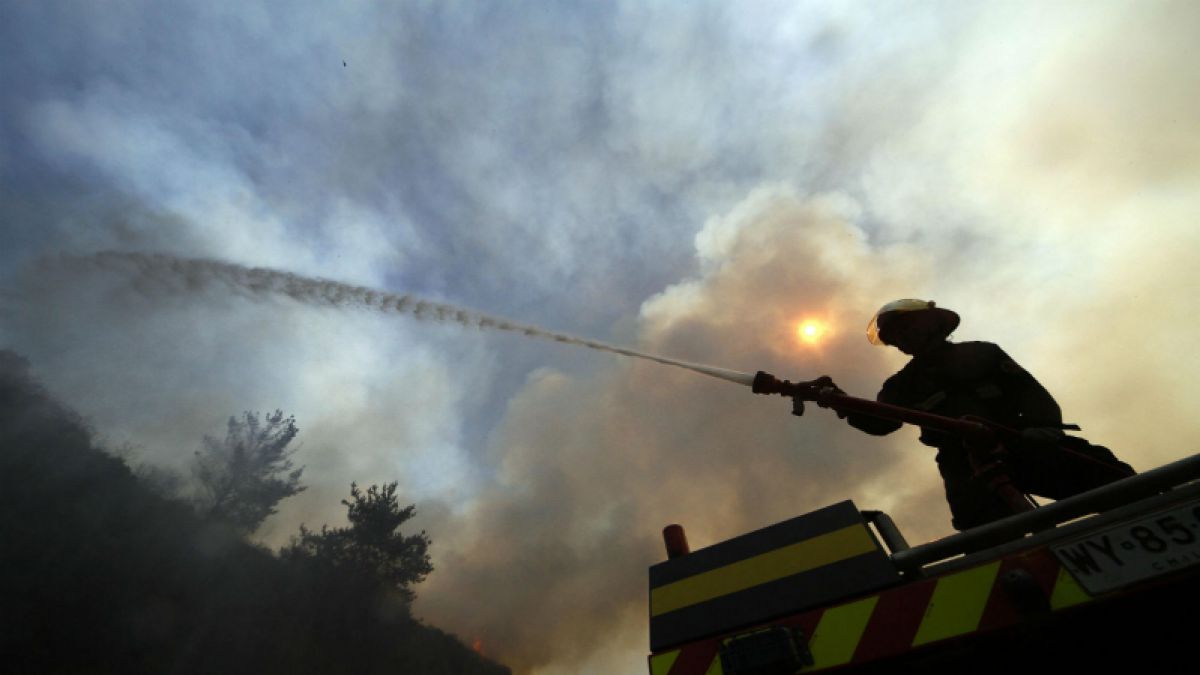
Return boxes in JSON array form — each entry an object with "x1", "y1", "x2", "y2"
[{"x1": 830, "y1": 299, "x2": 1134, "y2": 531}]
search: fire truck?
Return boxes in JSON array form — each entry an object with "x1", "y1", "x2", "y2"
[{"x1": 647, "y1": 373, "x2": 1200, "y2": 674}]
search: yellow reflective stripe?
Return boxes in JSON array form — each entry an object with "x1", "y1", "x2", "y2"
[
  {"x1": 809, "y1": 596, "x2": 879, "y2": 669},
  {"x1": 649, "y1": 650, "x2": 680, "y2": 675},
  {"x1": 912, "y1": 561, "x2": 1000, "y2": 646},
  {"x1": 703, "y1": 655, "x2": 723, "y2": 675},
  {"x1": 651, "y1": 525, "x2": 877, "y2": 616},
  {"x1": 1050, "y1": 566, "x2": 1092, "y2": 610}
]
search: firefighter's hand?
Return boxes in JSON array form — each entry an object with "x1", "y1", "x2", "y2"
[
  {"x1": 1020, "y1": 427, "x2": 1066, "y2": 446},
  {"x1": 813, "y1": 375, "x2": 846, "y2": 396},
  {"x1": 813, "y1": 376, "x2": 849, "y2": 418}
]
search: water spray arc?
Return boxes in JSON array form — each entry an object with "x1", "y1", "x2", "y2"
[
  {"x1": 75, "y1": 252, "x2": 758, "y2": 387},
  {"x1": 67, "y1": 253, "x2": 1019, "y2": 473}
]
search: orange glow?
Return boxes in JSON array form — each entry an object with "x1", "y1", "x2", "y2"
[
  {"x1": 472, "y1": 638, "x2": 483, "y2": 654},
  {"x1": 796, "y1": 319, "x2": 830, "y2": 346}
]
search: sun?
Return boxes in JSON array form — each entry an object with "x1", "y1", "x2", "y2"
[{"x1": 796, "y1": 319, "x2": 829, "y2": 346}]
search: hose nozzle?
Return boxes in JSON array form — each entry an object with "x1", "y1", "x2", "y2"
[
  {"x1": 751, "y1": 370, "x2": 787, "y2": 395},
  {"x1": 752, "y1": 371, "x2": 831, "y2": 397}
]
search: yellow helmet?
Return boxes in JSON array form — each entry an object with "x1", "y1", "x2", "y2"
[{"x1": 866, "y1": 299, "x2": 960, "y2": 346}]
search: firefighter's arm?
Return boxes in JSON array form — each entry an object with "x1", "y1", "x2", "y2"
[
  {"x1": 835, "y1": 377, "x2": 904, "y2": 436},
  {"x1": 847, "y1": 412, "x2": 903, "y2": 436}
]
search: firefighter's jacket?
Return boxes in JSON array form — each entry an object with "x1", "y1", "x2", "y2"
[
  {"x1": 847, "y1": 340, "x2": 1062, "y2": 444},
  {"x1": 846, "y1": 340, "x2": 1133, "y2": 530}
]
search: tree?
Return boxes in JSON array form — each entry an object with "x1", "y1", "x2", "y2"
[
  {"x1": 192, "y1": 410, "x2": 305, "y2": 534},
  {"x1": 285, "y1": 482, "x2": 433, "y2": 602}
]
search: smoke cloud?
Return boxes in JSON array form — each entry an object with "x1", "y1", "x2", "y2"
[
  {"x1": 414, "y1": 5, "x2": 1200, "y2": 672},
  {"x1": 414, "y1": 189, "x2": 947, "y2": 672}
]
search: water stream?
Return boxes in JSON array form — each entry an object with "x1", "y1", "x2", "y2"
[{"x1": 71, "y1": 252, "x2": 757, "y2": 387}]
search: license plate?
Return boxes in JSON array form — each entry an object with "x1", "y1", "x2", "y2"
[{"x1": 1053, "y1": 500, "x2": 1200, "y2": 595}]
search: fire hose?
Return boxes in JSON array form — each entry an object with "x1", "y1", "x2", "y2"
[{"x1": 750, "y1": 371, "x2": 1038, "y2": 516}]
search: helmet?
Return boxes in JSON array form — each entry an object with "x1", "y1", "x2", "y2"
[{"x1": 866, "y1": 299, "x2": 960, "y2": 346}]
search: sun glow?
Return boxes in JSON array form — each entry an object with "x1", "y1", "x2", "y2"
[{"x1": 796, "y1": 319, "x2": 829, "y2": 346}]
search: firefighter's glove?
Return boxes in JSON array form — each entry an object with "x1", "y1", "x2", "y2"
[
  {"x1": 814, "y1": 376, "x2": 849, "y2": 419},
  {"x1": 1020, "y1": 427, "x2": 1066, "y2": 447}
]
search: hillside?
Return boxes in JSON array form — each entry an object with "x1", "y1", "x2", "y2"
[{"x1": 0, "y1": 350, "x2": 509, "y2": 675}]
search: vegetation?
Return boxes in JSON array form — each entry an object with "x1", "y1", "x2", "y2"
[
  {"x1": 192, "y1": 409, "x2": 305, "y2": 534},
  {"x1": 0, "y1": 350, "x2": 508, "y2": 675},
  {"x1": 285, "y1": 482, "x2": 434, "y2": 603}
]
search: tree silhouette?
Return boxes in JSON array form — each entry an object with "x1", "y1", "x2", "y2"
[
  {"x1": 192, "y1": 410, "x2": 305, "y2": 534},
  {"x1": 286, "y1": 482, "x2": 433, "y2": 602}
]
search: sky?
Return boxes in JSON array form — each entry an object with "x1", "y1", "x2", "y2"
[{"x1": 3, "y1": 1, "x2": 1199, "y2": 673}]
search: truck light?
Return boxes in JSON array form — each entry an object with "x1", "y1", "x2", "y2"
[{"x1": 663, "y1": 524, "x2": 690, "y2": 559}]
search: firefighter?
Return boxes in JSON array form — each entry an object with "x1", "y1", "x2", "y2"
[{"x1": 827, "y1": 299, "x2": 1134, "y2": 531}]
